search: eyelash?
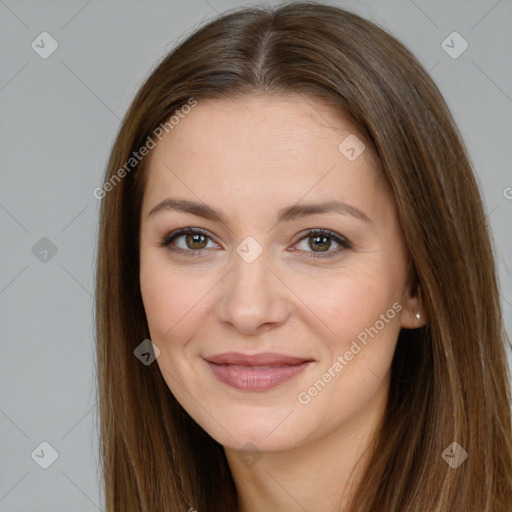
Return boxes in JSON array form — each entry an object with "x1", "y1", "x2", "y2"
[{"x1": 159, "y1": 227, "x2": 351, "y2": 259}]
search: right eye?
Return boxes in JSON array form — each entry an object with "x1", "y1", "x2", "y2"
[{"x1": 160, "y1": 227, "x2": 221, "y2": 255}]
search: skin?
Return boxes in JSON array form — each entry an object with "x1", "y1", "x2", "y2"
[{"x1": 139, "y1": 93, "x2": 424, "y2": 511}]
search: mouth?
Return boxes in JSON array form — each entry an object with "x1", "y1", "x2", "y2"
[{"x1": 203, "y1": 352, "x2": 314, "y2": 391}]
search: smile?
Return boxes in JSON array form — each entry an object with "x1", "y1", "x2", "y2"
[{"x1": 203, "y1": 352, "x2": 314, "y2": 391}]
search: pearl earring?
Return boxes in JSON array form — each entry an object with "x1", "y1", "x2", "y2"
[{"x1": 416, "y1": 312, "x2": 421, "y2": 320}]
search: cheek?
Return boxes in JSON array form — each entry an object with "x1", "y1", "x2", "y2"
[
  {"x1": 289, "y1": 263, "x2": 400, "y2": 352},
  {"x1": 139, "y1": 254, "x2": 203, "y2": 342},
  {"x1": 292, "y1": 265, "x2": 402, "y2": 410},
  {"x1": 294, "y1": 271, "x2": 401, "y2": 429}
]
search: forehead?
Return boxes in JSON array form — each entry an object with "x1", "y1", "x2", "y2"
[{"x1": 141, "y1": 94, "x2": 387, "y2": 222}]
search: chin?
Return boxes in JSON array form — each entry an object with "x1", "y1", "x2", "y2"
[{"x1": 195, "y1": 405, "x2": 309, "y2": 453}]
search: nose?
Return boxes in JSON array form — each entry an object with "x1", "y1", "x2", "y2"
[{"x1": 215, "y1": 247, "x2": 291, "y2": 334}]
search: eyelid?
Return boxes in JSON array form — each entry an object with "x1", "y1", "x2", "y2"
[
  {"x1": 294, "y1": 228, "x2": 350, "y2": 247},
  {"x1": 160, "y1": 227, "x2": 218, "y2": 250}
]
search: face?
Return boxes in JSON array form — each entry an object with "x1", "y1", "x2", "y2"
[{"x1": 139, "y1": 93, "x2": 418, "y2": 453}]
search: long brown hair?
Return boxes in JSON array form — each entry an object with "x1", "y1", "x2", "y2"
[{"x1": 95, "y1": 3, "x2": 512, "y2": 510}]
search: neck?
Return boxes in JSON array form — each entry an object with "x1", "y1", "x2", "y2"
[{"x1": 225, "y1": 380, "x2": 389, "y2": 512}]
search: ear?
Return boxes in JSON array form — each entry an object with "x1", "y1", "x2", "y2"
[{"x1": 400, "y1": 266, "x2": 427, "y2": 329}]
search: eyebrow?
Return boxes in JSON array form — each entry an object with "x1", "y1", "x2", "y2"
[{"x1": 147, "y1": 198, "x2": 371, "y2": 224}]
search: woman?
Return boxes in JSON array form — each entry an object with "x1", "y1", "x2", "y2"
[{"x1": 95, "y1": 2, "x2": 512, "y2": 510}]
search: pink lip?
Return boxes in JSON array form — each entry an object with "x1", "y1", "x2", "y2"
[{"x1": 204, "y1": 352, "x2": 314, "y2": 391}]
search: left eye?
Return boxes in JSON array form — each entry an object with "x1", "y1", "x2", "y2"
[
  {"x1": 160, "y1": 228, "x2": 351, "y2": 259},
  {"x1": 293, "y1": 229, "x2": 351, "y2": 258}
]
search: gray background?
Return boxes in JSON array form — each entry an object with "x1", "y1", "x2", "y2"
[{"x1": 1, "y1": 0, "x2": 511, "y2": 510}]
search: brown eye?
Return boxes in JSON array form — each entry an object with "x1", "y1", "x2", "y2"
[
  {"x1": 294, "y1": 229, "x2": 351, "y2": 259},
  {"x1": 309, "y1": 234, "x2": 331, "y2": 252},
  {"x1": 161, "y1": 228, "x2": 218, "y2": 253},
  {"x1": 183, "y1": 232, "x2": 208, "y2": 250}
]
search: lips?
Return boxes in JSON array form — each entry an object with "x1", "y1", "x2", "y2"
[
  {"x1": 204, "y1": 352, "x2": 314, "y2": 391},
  {"x1": 205, "y1": 352, "x2": 311, "y2": 366}
]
